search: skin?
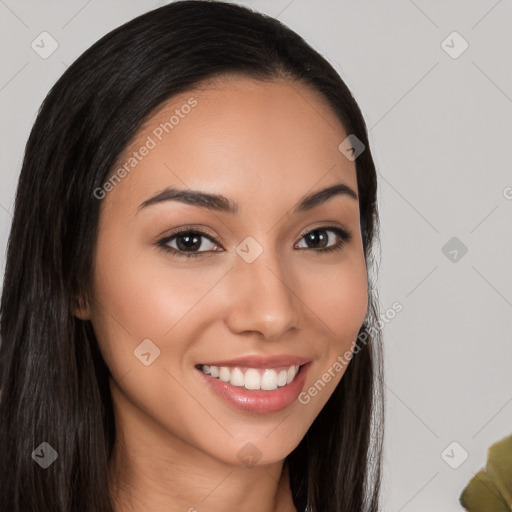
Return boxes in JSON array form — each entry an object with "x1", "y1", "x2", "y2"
[{"x1": 76, "y1": 75, "x2": 368, "y2": 512}]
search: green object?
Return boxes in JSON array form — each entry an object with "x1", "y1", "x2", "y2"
[{"x1": 460, "y1": 434, "x2": 512, "y2": 511}]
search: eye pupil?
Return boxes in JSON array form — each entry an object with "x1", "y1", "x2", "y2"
[
  {"x1": 176, "y1": 233, "x2": 201, "y2": 251},
  {"x1": 305, "y1": 229, "x2": 328, "y2": 249}
]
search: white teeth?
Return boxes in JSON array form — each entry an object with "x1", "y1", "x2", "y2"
[
  {"x1": 200, "y1": 364, "x2": 301, "y2": 390},
  {"x1": 261, "y1": 369, "x2": 278, "y2": 390},
  {"x1": 286, "y1": 365, "x2": 297, "y2": 384},
  {"x1": 277, "y1": 370, "x2": 288, "y2": 387},
  {"x1": 244, "y1": 369, "x2": 260, "y2": 390},
  {"x1": 230, "y1": 368, "x2": 245, "y2": 387},
  {"x1": 219, "y1": 367, "x2": 230, "y2": 382}
]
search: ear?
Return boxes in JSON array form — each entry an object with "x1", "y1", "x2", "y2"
[{"x1": 72, "y1": 294, "x2": 91, "y2": 321}]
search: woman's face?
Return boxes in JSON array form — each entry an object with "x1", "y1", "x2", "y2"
[{"x1": 84, "y1": 76, "x2": 368, "y2": 467}]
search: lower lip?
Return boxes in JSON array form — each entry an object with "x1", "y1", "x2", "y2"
[{"x1": 196, "y1": 362, "x2": 311, "y2": 414}]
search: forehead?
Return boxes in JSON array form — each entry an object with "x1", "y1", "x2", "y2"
[{"x1": 103, "y1": 75, "x2": 358, "y2": 215}]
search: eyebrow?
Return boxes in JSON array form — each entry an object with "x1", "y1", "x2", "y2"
[{"x1": 137, "y1": 182, "x2": 358, "y2": 215}]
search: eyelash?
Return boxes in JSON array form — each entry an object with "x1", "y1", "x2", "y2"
[{"x1": 156, "y1": 225, "x2": 352, "y2": 259}]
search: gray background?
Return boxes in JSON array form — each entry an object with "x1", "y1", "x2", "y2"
[{"x1": 1, "y1": 1, "x2": 511, "y2": 510}]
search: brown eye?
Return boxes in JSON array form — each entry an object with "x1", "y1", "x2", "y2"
[
  {"x1": 157, "y1": 229, "x2": 221, "y2": 258},
  {"x1": 296, "y1": 226, "x2": 351, "y2": 253}
]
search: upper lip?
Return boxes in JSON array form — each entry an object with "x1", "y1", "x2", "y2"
[{"x1": 198, "y1": 354, "x2": 311, "y2": 369}]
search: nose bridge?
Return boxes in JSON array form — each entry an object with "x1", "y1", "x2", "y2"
[{"x1": 225, "y1": 240, "x2": 300, "y2": 339}]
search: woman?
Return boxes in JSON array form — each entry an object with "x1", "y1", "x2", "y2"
[{"x1": 0, "y1": 1, "x2": 384, "y2": 511}]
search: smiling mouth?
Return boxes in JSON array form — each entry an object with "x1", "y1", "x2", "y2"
[{"x1": 195, "y1": 364, "x2": 302, "y2": 391}]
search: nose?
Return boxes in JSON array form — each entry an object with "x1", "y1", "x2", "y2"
[{"x1": 224, "y1": 246, "x2": 301, "y2": 340}]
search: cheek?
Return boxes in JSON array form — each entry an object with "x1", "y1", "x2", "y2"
[
  {"x1": 88, "y1": 230, "x2": 226, "y2": 375},
  {"x1": 300, "y1": 257, "x2": 367, "y2": 389},
  {"x1": 295, "y1": 272, "x2": 368, "y2": 424},
  {"x1": 307, "y1": 256, "x2": 368, "y2": 347}
]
